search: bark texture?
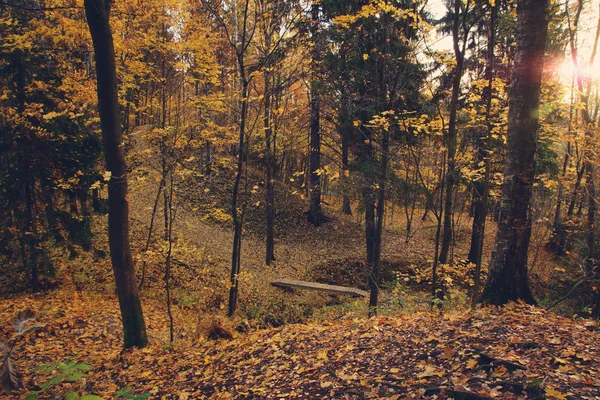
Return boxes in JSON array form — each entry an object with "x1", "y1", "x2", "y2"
[
  {"x1": 481, "y1": 0, "x2": 549, "y2": 306},
  {"x1": 307, "y1": 2, "x2": 325, "y2": 226},
  {"x1": 84, "y1": 0, "x2": 148, "y2": 348},
  {"x1": 439, "y1": 0, "x2": 465, "y2": 266},
  {"x1": 467, "y1": 2, "x2": 496, "y2": 301}
]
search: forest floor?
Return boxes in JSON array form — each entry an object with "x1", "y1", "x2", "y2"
[
  {"x1": 2, "y1": 288, "x2": 599, "y2": 399},
  {"x1": 2, "y1": 186, "x2": 597, "y2": 399},
  {"x1": 1, "y1": 142, "x2": 595, "y2": 399}
]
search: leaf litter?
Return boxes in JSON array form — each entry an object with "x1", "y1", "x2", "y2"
[{"x1": 1, "y1": 290, "x2": 599, "y2": 399}]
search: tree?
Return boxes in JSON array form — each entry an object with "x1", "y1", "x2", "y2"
[
  {"x1": 466, "y1": 1, "x2": 497, "y2": 302},
  {"x1": 481, "y1": 0, "x2": 549, "y2": 306},
  {"x1": 438, "y1": 0, "x2": 473, "y2": 268},
  {"x1": 0, "y1": 0, "x2": 102, "y2": 291},
  {"x1": 307, "y1": 1, "x2": 327, "y2": 226},
  {"x1": 565, "y1": 0, "x2": 600, "y2": 317},
  {"x1": 325, "y1": 0, "x2": 427, "y2": 313},
  {"x1": 84, "y1": 0, "x2": 148, "y2": 348},
  {"x1": 255, "y1": 0, "x2": 302, "y2": 265}
]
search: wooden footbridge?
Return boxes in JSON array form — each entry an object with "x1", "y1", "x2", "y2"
[{"x1": 271, "y1": 279, "x2": 368, "y2": 298}]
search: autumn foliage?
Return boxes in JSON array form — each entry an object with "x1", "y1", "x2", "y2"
[{"x1": 2, "y1": 0, "x2": 600, "y2": 398}]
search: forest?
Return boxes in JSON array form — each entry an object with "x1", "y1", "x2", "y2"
[{"x1": 1, "y1": 0, "x2": 600, "y2": 398}]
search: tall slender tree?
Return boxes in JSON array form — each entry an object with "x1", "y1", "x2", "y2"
[
  {"x1": 467, "y1": 1, "x2": 497, "y2": 302},
  {"x1": 439, "y1": 0, "x2": 473, "y2": 267},
  {"x1": 84, "y1": 0, "x2": 148, "y2": 348},
  {"x1": 307, "y1": 1, "x2": 326, "y2": 226},
  {"x1": 481, "y1": 0, "x2": 549, "y2": 305}
]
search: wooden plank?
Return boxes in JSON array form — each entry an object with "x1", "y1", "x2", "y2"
[{"x1": 271, "y1": 279, "x2": 368, "y2": 298}]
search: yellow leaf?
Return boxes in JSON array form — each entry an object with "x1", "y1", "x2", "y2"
[
  {"x1": 417, "y1": 365, "x2": 443, "y2": 378},
  {"x1": 545, "y1": 386, "x2": 567, "y2": 400},
  {"x1": 317, "y1": 350, "x2": 328, "y2": 361},
  {"x1": 491, "y1": 365, "x2": 508, "y2": 377}
]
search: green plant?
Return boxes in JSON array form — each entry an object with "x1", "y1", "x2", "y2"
[
  {"x1": 310, "y1": 300, "x2": 368, "y2": 322},
  {"x1": 115, "y1": 386, "x2": 151, "y2": 399},
  {"x1": 244, "y1": 299, "x2": 313, "y2": 328},
  {"x1": 24, "y1": 360, "x2": 99, "y2": 400}
]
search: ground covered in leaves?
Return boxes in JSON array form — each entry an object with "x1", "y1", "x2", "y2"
[{"x1": 2, "y1": 289, "x2": 599, "y2": 399}]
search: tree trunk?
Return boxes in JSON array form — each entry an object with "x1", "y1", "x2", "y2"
[
  {"x1": 84, "y1": 0, "x2": 148, "y2": 348},
  {"x1": 432, "y1": 152, "x2": 446, "y2": 306},
  {"x1": 340, "y1": 85, "x2": 352, "y2": 215},
  {"x1": 567, "y1": 1, "x2": 600, "y2": 316},
  {"x1": 42, "y1": 177, "x2": 63, "y2": 243},
  {"x1": 370, "y1": 126, "x2": 389, "y2": 314},
  {"x1": 24, "y1": 180, "x2": 40, "y2": 292},
  {"x1": 264, "y1": 67, "x2": 276, "y2": 265},
  {"x1": 92, "y1": 187, "x2": 102, "y2": 213},
  {"x1": 551, "y1": 74, "x2": 575, "y2": 255},
  {"x1": 139, "y1": 178, "x2": 165, "y2": 290},
  {"x1": 550, "y1": 148, "x2": 570, "y2": 256},
  {"x1": 439, "y1": 0, "x2": 465, "y2": 266},
  {"x1": 567, "y1": 162, "x2": 585, "y2": 218},
  {"x1": 307, "y1": 3, "x2": 325, "y2": 226},
  {"x1": 481, "y1": 0, "x2": 549, "y2": 306},
  {"x1": 228, "y1": 78, "x2": 249, "y2": 317},
  {"x1": 341, "y1": 136, "x2": 352, "y2": 215},
  {"x1": 161, "y1": 62, "x2": 169, "y2": 240},
  {"x1": 165, "y1": 170, "x2": 175, "y2": 345},
  {"x1": 364, "y1": 182, "x2": 376, "y2": 311},
  {"x1": 467, "y1": 2, "x2": 496, "y2": 302}
]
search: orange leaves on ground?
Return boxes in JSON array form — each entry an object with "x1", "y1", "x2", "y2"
[{"x1": 2, "y1": 293, "x2": 600, "y2": 399}]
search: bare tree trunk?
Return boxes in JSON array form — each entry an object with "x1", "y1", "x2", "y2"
[
  {"x1": 139, "y1": 178, "x2": 165, "y2": 290},
  {"x1": 340, "y1": 85, "x2": 352, "y2": 215},
  {"x1": 92, "y1": 187, "x2": 102, "y2": 213},
  {"x1": 307, "y1": 3, "x2": 325, "y2": 226},
  {"x1": 165, "y1": 169, "x2": 175, "y2": 345},
  {"x1": 566, "y1": 0, "x2": 600, "y2": 316},
  {"x1": 439, "y1": 0, "x2": 466, "y2": 266},
  {"x1": 161, "y1": 58, "x2": 169, "y2": 240},
  {"x1": 567, "y1": 162, "x2": 585, "y2": 218},
  {"x1": 228, "y1": 78, "x2": 248, "y2": 317},
  {"x1": 264, "y1": 67, "x2": 276, "y2": 265},
  {"x1": 364, "y1": 182, "x2": 376, "y2": 310},
  {"x1": 467, "y1": 2, "x2": 496, "y2": 302},
  {"x1": 85, "y1": 0, "x2": 148, "y2": 348},
  {"x1": 369, "y1": 126, "x2": 389, "y2": 314},
  {"x1": 42, "y1": 177, "x2": 63, "y2": 243},
  {"x1": 341, "y1": 134, "x2": 352, "y2": 215},
  {"x1": 432, "y1": 152, "x2": 446, "y2": 307},
  {"x1": 481, "y1": 0, "x2": 549, "y2": 306},
  {"x1": 24, "y1": 180, "x2": 40, "y2": 292},
  {"x1": 551, "y1": 73, "x2": 575, "y2": 255},
  {"x1": 550, "y1": 147, "x2": 571, "y2": 256}
]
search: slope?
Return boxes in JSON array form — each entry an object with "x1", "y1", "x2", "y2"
[{"x1": 2, "y1": 289, "x2": 599, "y2": 399}]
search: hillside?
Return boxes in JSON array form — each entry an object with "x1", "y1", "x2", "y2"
[
  {"x1": 4, "y1": 0, "x2": 600, "y2": 399},
  {"x1": 1, "y1": 146, "x2": 591, "y2": 399},
  {"x1": 2, "y1": 290, "x2": 599, "y2": 399}
]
